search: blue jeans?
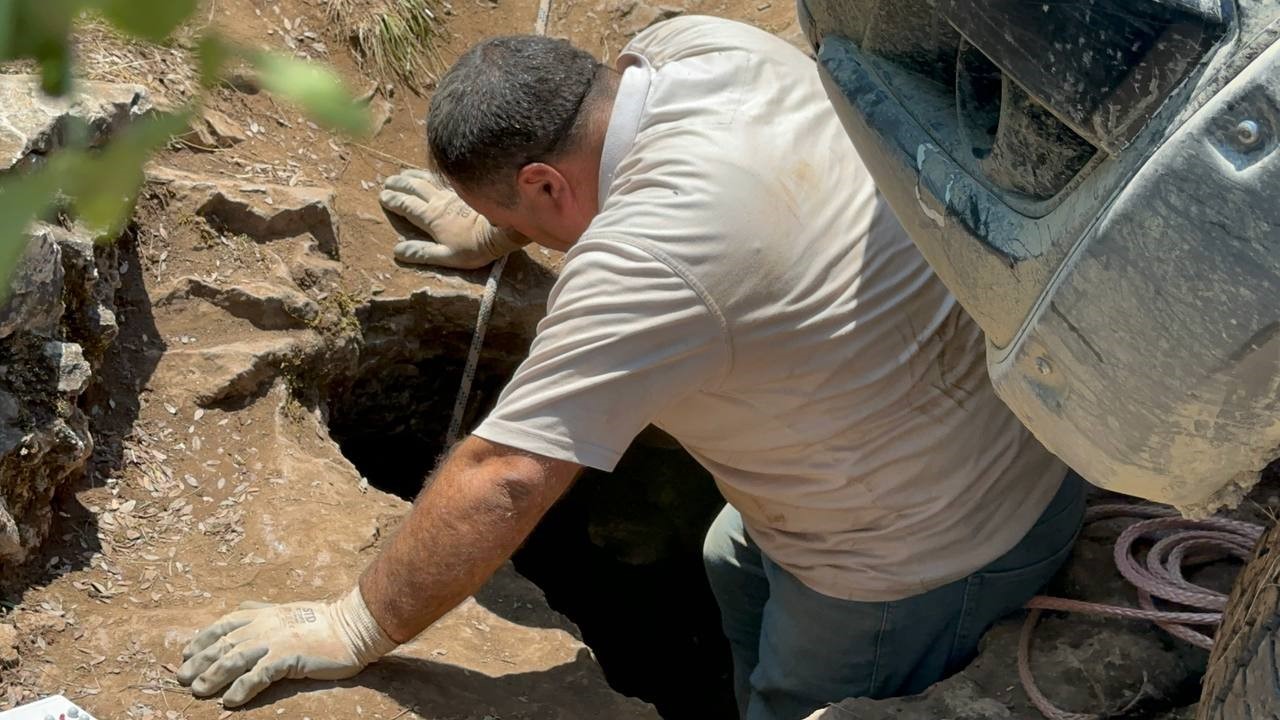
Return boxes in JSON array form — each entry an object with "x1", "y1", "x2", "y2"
[{"x1": 702, "y1": 473, "x2": 1085, "y2": 720}]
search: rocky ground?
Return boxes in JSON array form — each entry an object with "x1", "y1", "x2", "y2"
[{"x1": 0, "y1": 1, "x2": 1275, "y2": 720}]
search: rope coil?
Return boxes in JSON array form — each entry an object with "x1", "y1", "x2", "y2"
[{"x1": 1020, "y1": 504, "x2": 1263, "y2": 720}]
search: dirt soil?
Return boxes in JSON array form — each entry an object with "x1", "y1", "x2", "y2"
[{"x1": 0, "y1": 0, "x2": 801, "y2": 718}]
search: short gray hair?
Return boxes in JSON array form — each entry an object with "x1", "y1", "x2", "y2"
[{"x1": 427, "y1": 36, "x2": 609, "y2": 204}]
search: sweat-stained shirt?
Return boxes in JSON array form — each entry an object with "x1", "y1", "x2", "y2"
[{"x1": 471, "y1": 15, "x2": 1068, "y2": 601}]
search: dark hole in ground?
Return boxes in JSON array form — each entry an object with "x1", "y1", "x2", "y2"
[
  {"x1": 327, "y1": 353, "x2": 509, "y2": 494},
  {"x1": 515, "y1": 431, "x2": 736, "y2": 719},
  {"x1": 327, "y1": 343, "x2": 737, "y2": 719}
]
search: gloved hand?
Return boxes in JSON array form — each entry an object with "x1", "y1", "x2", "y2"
[
  {"x1": 176, "y1": 587, "x2": 397, "y2": 707},
  {"x1": 379, "y1": 169, "x2": 528, "y2": 269}
]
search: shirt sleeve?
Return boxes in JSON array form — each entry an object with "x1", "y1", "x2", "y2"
[{"x1": 472, "y1": 240, "x2": 730, "y2": 471}]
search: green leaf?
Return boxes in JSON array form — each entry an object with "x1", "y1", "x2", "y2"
[
  {"x1": 0, "y1": 161, "x2": 66, "y2": 303},
  {"x1": 14, "y1": 0, "x2": 81, "y2": 95},
  {"x1": 250, "y1": 51, "x2": 371, "y2": 136},
  {"x1": 197, "y1": 33, "x2": 231, "y2": 89},
  {"x1": 69, "y1": 110, "x2": 191, "y2": 235},
  {"x1": 93, "y1": 0, "x2": 198, "y2": 42},
  {"x1": 0, "y1": 1, "x2": 17, "y2": 62},
  {"x1": 37, "y1": 47, "x2": 73, "y2": 96}
]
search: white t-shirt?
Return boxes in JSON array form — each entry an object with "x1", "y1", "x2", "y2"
[{"x1": 473, "y1": 16, "x2": 1067, "y2": 601}]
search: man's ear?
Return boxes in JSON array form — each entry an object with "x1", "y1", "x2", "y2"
[{"x1": 515, "y1": 163, "x2": 570, "y2": 209}]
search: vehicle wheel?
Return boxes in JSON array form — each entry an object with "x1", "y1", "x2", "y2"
[{"x1": 1197, "y1": 520, "x2": 1280, "y2": 719}]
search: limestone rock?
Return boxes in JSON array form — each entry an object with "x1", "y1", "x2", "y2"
[
  {"x1": 158, "y1": 335, "x2": 319, "y2": 407},
  {"x1": 44, "y1": 341, "x2": 91, "y2": 394},
  {"x1": 182, "y1": 107, "x2": 248, "y2": 149},
  {"x1": 0, "y1": 368, "x2": 94, "y2": 566},
  {"x1": 0, "y1": 228, "x2": 64, "y2": 341},
  {"x1": 158, "y1": 276, "x2": 320, "y2": 330},
  {"x1": 358, "y1": 251, "x2": 555, "y2": 356},
  {"x1": 148, "y1": 167, "x2": 340, "y2": 258},
  {"x1": 203, "y1": 108, "x2": 248, "y2": 144},
  {"x1": 808, "y1": 676, "x2": 1013, "y2": 720},
  {"x1": 0, "y1": 222, "x2": 123, "y2": 567},
  {"x1": 52, "y1": 224, "x2": 120, "y2": 361},
  {"x1": 0, "y1": 75, "x2": 150, "y2": 172},
  {"x1": 0, "y1": 494, "x2": 21, "y2": 564}
]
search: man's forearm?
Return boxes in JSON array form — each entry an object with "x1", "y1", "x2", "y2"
[{"x1": 358, "y1": 437, "x2": 577, "y2": 643}]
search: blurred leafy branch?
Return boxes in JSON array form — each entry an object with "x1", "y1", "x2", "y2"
[{"x1": 0, "y1": 0, "x2": 371, "y2": 301}]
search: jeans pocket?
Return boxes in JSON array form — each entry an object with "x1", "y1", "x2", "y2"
[{"x1": 946, "y1": 538, "x2": 1076, "y2": 671}]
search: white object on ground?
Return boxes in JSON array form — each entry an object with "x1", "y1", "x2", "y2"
[{"x1": 0, "y1": 695, "x2": 99, "y2": 720}]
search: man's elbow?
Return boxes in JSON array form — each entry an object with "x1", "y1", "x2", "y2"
[{"x1": 445, "y1": 436, "x2": 578, "y2": 513}]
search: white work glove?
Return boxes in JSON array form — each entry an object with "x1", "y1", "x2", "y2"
[
  {"x1": 176, "y1": 586, "x2": 397, "y2": 707},
  {"x1": 379, "y1": 169, "x2": 528, "y2": 270}
]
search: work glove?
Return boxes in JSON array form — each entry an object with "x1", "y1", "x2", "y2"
[
  {"x1": 379, "y1": 169, "x2": 528, "y2": 269},
  {"x1": 176, "y1": 586, "x2": 397, "y2": 707}
]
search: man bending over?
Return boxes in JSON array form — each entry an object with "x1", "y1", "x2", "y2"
[{"x1": 176, "y1": 17, "x2": 1083, "y2": 720}]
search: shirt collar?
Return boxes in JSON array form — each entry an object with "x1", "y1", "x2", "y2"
[{"x1": 597, "y1": 52, "x2": 653, "y2": 205}]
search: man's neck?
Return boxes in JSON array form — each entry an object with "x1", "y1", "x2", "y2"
[{"x1": 578, "y1": 69, "x2": 622, "y2": 216}]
